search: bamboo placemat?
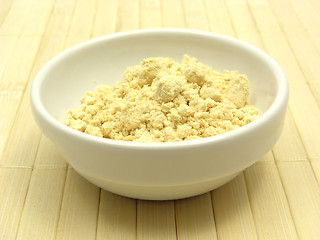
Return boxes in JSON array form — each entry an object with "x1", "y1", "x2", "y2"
[{"x1": 1, "y1": 0, "x2": 320, "y2": 239}]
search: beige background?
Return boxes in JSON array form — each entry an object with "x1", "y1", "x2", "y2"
[{"x1": 0, "y1": 0, "x2": 320, "y2": 239}]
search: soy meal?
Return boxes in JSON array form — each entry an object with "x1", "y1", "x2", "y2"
[{"x1": 65, "y1": 55, "x2": 258, "y2": 142}]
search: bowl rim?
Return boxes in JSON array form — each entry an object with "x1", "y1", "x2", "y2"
[{"x1": 31, "y1": 28, "x2": 288, "y2": 149}]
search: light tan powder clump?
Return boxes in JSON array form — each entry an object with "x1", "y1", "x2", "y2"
[{"x1": 65, "y1": 55, "x2": 258, "y2": 142}]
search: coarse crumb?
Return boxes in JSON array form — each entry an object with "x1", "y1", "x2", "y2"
[{"x1": 65, "y1": 55, "x2": 259, "y2": 142}]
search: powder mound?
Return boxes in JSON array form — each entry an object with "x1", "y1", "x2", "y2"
[
  {"x1": 154, "y1": 75, "x2": 184, "y2": 102},
  {"x1": 65, "y1": 55, "x2": 259, "y2": 142}
]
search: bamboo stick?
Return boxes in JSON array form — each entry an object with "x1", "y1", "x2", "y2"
[
  {"x1": 212, "y1": 173, "x2": 258, "y2": 240},
  {"x1": 273, "y1": 111, "x2": 308, "y2": 162},
  {"x1": 64, "y1": 0, "x2": 97, "y2": 49},
  {"x1": 16, "y1": 169, "x2": 67, "y2": 240},
  {"x1": 0, "y1": 0, "x2": 13, "y2": 27},
  {"x1": 0, "y1": 0, "x2": 77, "y2": 167},
  {"x1": 20, "y1": 0, "x2": 54, "y2": 36},
  {"x1": 91, "y1": 0, "x2": 118, "y2": 38},
  {"x1": 289, "y1": 0, "x2": 320, "y2": 53},
  {"x1": 204, "y1": 2, "x2": 260, "y2": 238},
  {"x1": 307, "y1": 0, "x2": 320, "y2": 16},
  {"x1": 0, "y1": 168, "x2": 32, "y2": 239},
  {"x1": 288, "y1": 83, "x2": 320, "y2": 161},
  {"x1": 311, "y1": 161, "x2": 320, "y2": 185},
  {"x1": 161, "y1": 0, "x2": 185, "y2": 28},
  {"x1": 0, "y1": 0, "x2": 34, "y2": 35},
  {"x1": 137, "y1": 200, "x2": 176, "y2": 240},
  {"x1": 56, "y1": 169, "x2": 100, "y2": 240},
  {"x1": 43, "y1": 0, "x2": 77, "y2": 37},
  {"x1": 34, "y1": 135, "x2": 67, "y2": 167},
  {"x1": 115, "y1": 0, "x2": 140, "y2": 32},
  {"x1": 203, "y1": 0, "x2": 234, "y2": 36},
  {"x1": 140, "y1": 0, "x2": 162, "y2": 29},
  {"x1": 175, "y1": 193, "x2": 217, "y2": 240},
  {"x1": 225, "y1": 0, "x2": 264, "y2": 48},
  {"x1": 268, "y1": 0, "x2": 320, "y2": 106},
  {"x1": 245, "y1": 0, "x2": 320, "y2": 165},
  {"x1": 0, "y1": 1, "x2": 320, "y2": 240},
  {"x1": 97, "y1": 191, "x2": 136, "y2": 240},
  {"x1": 0, "y1": 36, "x2": 42, "y2": 159},
  {"x1": 0, "y1": 36, "x2": 17, "y2": 77},
  {"x1": 52, "y1": 1, "x2": 101, "y2": 239},
  {"x1": 277, "y1": 162, "x2": 320, "y2": 239},
  {"x1": 244, "y1": 0, "x2": 306, "y2": 84},
  {"x1": 91, "y1": 2, "x2": 138, "y2": 239},
  {"x1": 182, "y1": 0, "x2": 209, "y2": 31},
  {"x1": 244, "y1": 163, "x2": 299, "y2": 239}
]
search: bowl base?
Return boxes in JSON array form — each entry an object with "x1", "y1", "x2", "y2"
[{"x1": 76, "y1": 170, "x2": 240, "y2": 200}]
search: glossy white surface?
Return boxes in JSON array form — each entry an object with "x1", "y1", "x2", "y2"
[{"x1": 31, "y1": 29, "x2": 288, "y2": 200}]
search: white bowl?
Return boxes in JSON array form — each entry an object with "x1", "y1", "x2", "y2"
[{"x1": 31, "y1": 29, "x2": 288, "y2": 200}]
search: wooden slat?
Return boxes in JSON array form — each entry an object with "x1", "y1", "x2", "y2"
[
  {"x1": 161, "y1": 0, "x2": 185, "y2": 28},
  {"x1": 0, "y1": 0, "x2": 34, "y2": 35},
  {"x1": 64, "y1": 0, "x2": 97, "y2": 48},
  {"x1": 90, "y1": 1, "x2": 137, "y2": 238},
  {"x1": 34, "y1": 135, "x2": 67, "y2": 167},
  {"x1": 212, "y1": 173, "x2": 258, "y2": 240},
  {"x1": 205, "y1": 3, "x2": 261, "y2": 238},
  {"x1": 277, "y1": 162, "x2": 320, "y2": 239},
  {"x1": 137, "y1": 200, "x2": 176, "y2": 240},
  {"x1": 268, "y1": 0, "x2": 304, "y2": 32},
  {"x1": 20, "y1": 0, "x2": 54, "y2": 36},
  {"x1": 311, "y1": 161, "x2": 320, "y2": 185},
  {"x1": 91, "y1": 3, "x2": 138, "y2": 239},
  {"x1": 230, "y1": 6, "x2": 320, "y2": 240},
  {"x1": 225, "y1": 0, "x2": 264, "y2": 48},
  {"x1": 0, "y1": 36, "x2": 42, "y2": 158},
  {"x1": 244, "y1": 163, "x2": 299, "y2": 240},
  {"x1": 97, "y1": 190, "x2": 136, "y2": 240},
  {"x1": 115, "y1": 0, "x2": 140, "y2": 32},
  {"x1": 175, "y1": 193, "x2": 217, "y2": 240},
  {"x1": 0, "y1": 0, "x2": 14, "y2": 27},
  {"x1": 91, "y1": 0, "x2": 118, "y2": 38},
  {"x1": 0, "y1": 0, "x2": 77, "y2": 167},
  {"x1": 56, "y1": 169, "x2": 100, "y2": 240},
  {"x1": 1, "y1": 0, "x2": 52, "y2": 38},
  {"x1": 0, "y1": 168, "x2": 32, "y2": 240},
  {"x1": 16, "y1": 169, "x2": 67, "y2": 240},
  {"x1": 228, "y1": 0, "x2": 319, "y2": 163},
  {"x1": 43, "y1": 0, "x2": 77, "y2": 37},
  {"x1": 307, "y1": 0, "x2": 320, "y2": 15},
  {"x1": 31, "y1": 0, "x2": 96, "y2": 166},
  {"x1": 136, "y1": 4, "x2": 179, "y2": 238},
  {"x1": 268, "y1": 0, "x2": 320, "y2": 106},
  {"x1": 182, "y1": 0, "x2": 209, "y2": 31},
  {"x1": 203, "y1": 0, "x2": 234, "y2": 36},
  {"x1": 273, "y1": 110, "x2": 308, "y2": 162},
  {"x1": 288, "y1": 83, "x2": 320, "y2": 161},
  {"x1": 245, "y1": 0, "x2": 320, "y2": 161},
  {"x1": 257, "y1": 151, "x2": 275, "y2": 164},
  {"x1": 0, "y1": 36, "x2": 17, "y2": 77},
  {"x1": 0, "y1": 91, "x2": 41, "y2": 166},
  {"x1": 227, "y1": 0, "x2": 315, "y2": 164},
  {"x1": 52, "y1": 2, "x2": 101, "y2": 238},
  {"x1": 0, "y1": 1, "x2": 320, "y2": 240},
  {"x1": 140, "y1": 0, "x2": 162, "y2": 28},
  {"x1": 245, "y1": 0, "x2": 306, "y2": 84},
  {"x1": 293, "y1": 0, "x2": 320, "y2": 27},
  {"x1": 0, "y1": 36, "x2": 40, "y2": 86},
  {"x1": 289, "y1": 0, "x2": 320, "y2": 52}
]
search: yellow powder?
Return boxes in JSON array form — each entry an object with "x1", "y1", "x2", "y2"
[{"x1": 65, "y1": 55, "x2": 258, "y2": 142}]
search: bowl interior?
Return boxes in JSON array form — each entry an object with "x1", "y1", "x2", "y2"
[{"x1": 37, "y1": 30, "x2": 278, "y2": 124}]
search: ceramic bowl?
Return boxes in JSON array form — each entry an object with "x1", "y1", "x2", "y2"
[{"x1": 31, "y1": 29, "x2": 288, "y2": 200}]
